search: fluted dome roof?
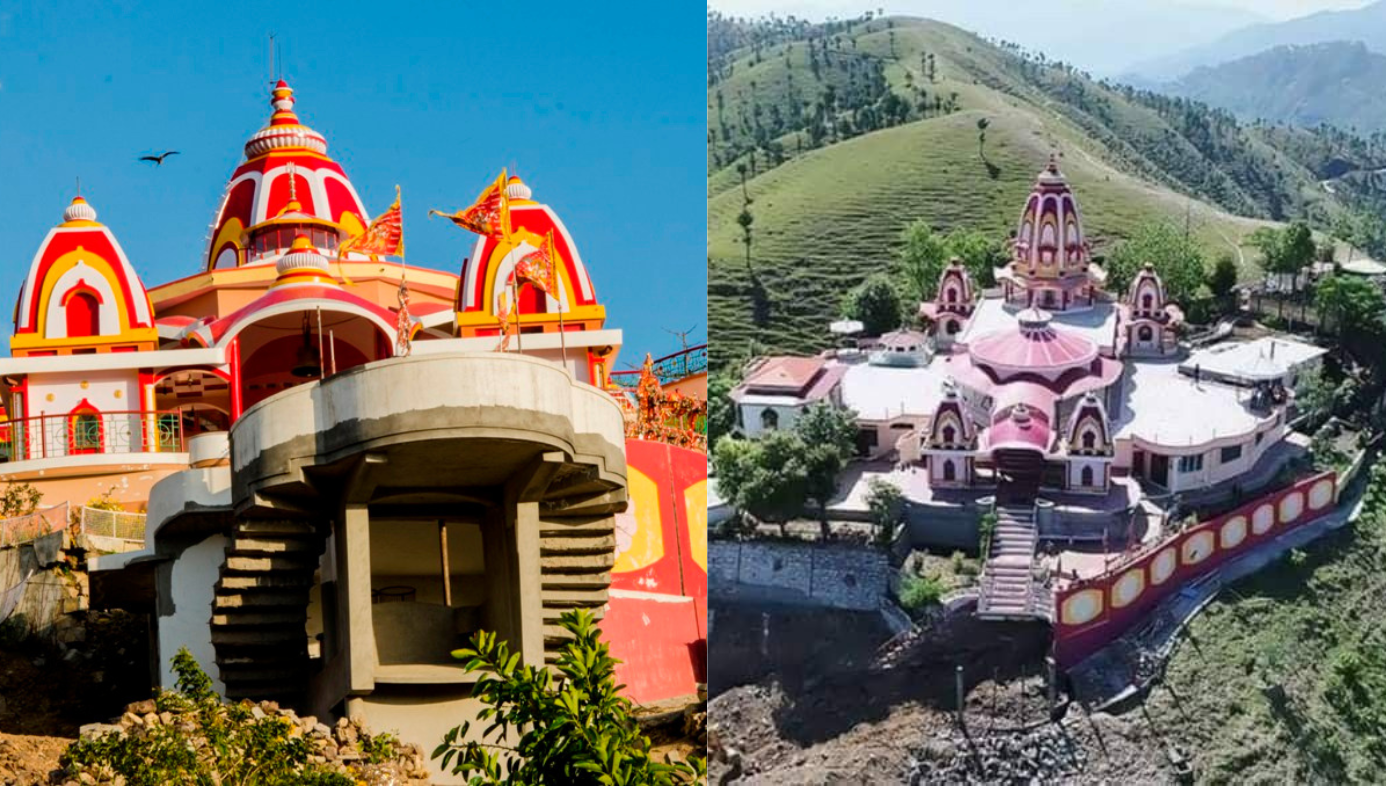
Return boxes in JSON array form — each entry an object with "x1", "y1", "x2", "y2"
[
  {"x1": 62, "y1": 196, "x2": 98, "y2": 224},
  {"x1": 273, "y1": 235, "x2": 334, "y2": 285},
  {"x1": 244, "y1": 80, "x2": 328, "y2": 158},
  {"x1": 969, "y1": 308, "x2": 1098, "y2": 375}
]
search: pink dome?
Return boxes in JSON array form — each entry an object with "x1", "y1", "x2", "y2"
[
  {"x1": 986, "y1": 404, "x2": 1052, "y2": 452},
  {"x1": 969, "y1": 308, "x2": 1097, "y2": 377}
]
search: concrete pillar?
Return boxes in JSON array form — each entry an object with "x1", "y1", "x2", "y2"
[
  {"x1": 339, "y1": 504, "x2": 376, "y2": 694},
  {"x1": 510, "y1": 500, "x2": 545, "y2": 668}
]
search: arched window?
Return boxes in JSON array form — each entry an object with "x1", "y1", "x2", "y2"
[
  {"x1": 68, "y1": 402, "x2": 103, "y2": 455},
  {"x1": 761, "y1": 409, "x2": 779, "y2": 431},
  {"x1": 1081, "y1": 465, "x2": 1094, "y2": 487},
  {"x1": 942, "y1": 460, "x2": 956, "y2": 482},
  {"x1": 945, "y1": 287, "x2": 958, "y2": 303},
  {"x1": 946, "y1": 319, "x2": 961, "y2": 335},
  {"x1": 1138, "y1": 325, "x2": 1154, "y2": 342},
  {"x1": 1082, "y1": 431, "x2": 1096, "y2": 450},
  {"x1": 942, "y1": 425, "x2": 956, "y2": 444},
  {"x1": 63, "y1": 288, "x2": 101, "y2": 338},
  {"x1": 1141, "y1": 292, "x2": 1153, "y2": 311}
]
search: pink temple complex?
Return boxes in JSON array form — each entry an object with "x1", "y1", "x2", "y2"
[{"x1": 731, "y1": 157, "x2": 1326, "y2": 620}]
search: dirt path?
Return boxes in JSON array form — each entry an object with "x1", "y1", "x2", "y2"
[{"x1": 0, "y1": 732, "x2": 71, "y2": 785}]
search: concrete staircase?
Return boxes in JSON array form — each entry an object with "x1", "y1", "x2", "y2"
[
  {"x1": 977, "y1": 504, "x2": 1042, "y2": 620},
  {"x1": 210, "y1": 518, "x2": 324, "y2": 704}
]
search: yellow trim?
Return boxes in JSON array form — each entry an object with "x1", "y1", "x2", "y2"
[
  {"x1": 58, "y1": 220, "x2": 103, "y2": 229},
  {"x1": 242, "y1": 149, "x2": 335, "y2": 165},
  {"x1": 34, "y1": 249, "x2": 131, "y2": 333},
  {"x1": 455, "y1": 304, "x2": 606, "y2": 330},
  {"x1": 208, "y1": 217, "x2": 246, "y2": 267}
]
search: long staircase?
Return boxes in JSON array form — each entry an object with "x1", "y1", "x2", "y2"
[
  {"x1": 977, "y1": 503, "x2": 1043, "y2": 619},
  {"x1": 210, "y1": 518, "x2": 325, "y2": 704}
]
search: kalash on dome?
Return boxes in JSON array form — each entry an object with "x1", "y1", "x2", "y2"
[{"x1": 4, "y1": 79, "x2": 707, "y2": 781}]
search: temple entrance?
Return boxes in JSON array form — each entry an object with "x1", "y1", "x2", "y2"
[
  {"x1": 235, "y1": 308, "x2": 392, "y2": 411},
  {"x1": 993, "y1": 447, "x2": 1044, "y2": 505},
  {"x1": 1150, "y1": 453, "x2": 1170, "y2": 488}
]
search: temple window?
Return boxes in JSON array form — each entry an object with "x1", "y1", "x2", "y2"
[
  {"x1": 943, "y1": 460, "x2": 956, "y2": 482},
  {"x1": 1138, "y1": 326, "x2": 1154, "y2": 342},
  {"x1": 63, "y1": 289, "x2": 101, "y2": 338},
  {"x1": 761, "y1": 409, "x2": 779, "y2": 431},
  {"x1": 1081, "y1": 465, "x2": 1094, "y2": 486},
  {"x1": 1142, "y1": 292, "x2": 1153, "y2": 311},
  {"x1": 942, "y1": 425, "x2": 956, "y2": 444},
  {"x1": 1082, "y1": 431, "x2": 1096, "y2": 450},
  {"x1": 946, "y1": 320, "x2": 961, "y2": 335},
  {"x1": 945, "y1": 287, "x2": 957, "y2": 303}
]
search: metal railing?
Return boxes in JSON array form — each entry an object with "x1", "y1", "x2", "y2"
[
  {"x1": 610, "y1": 344, "x2": 708, "y2": 389},
  {"x1": 80, "y1": 506, "x2": 147, "y2": 546},
  {"x1": 0, "y1": 503, "x2": 69, "y2": 548},
  {"x1": 0, "y1": 410, "x2": 185, "y2": 464}
]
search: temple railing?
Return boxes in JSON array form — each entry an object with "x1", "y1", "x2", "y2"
[
  {"x1": 610, "y1": 344, "x2": 707, "y2": 389},
  {"x1": 0, "y1": 503, "x2": 69, "y2": 548},
  {"x1": 0, "y1": 410, "x2": 186, "y2": 464}
]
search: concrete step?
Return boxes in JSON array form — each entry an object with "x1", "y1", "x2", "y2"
[
  {"x1": 214, "y1": 589, "x2": 310, "y2": 609},
  {"x1": 210, "y1": 624, "x2": 306, "y2": 647},
  {"x1": 223, "y1": 555, "x2": 319, "y2": 573},
  {"x1": 217, "y1": 573, "x2": 314, "y2": 590},
  {"x1": 233, "y1": 520, "x2": 318, "y2": 538},
  {"x1": 230, "y1": 537, "x2": 320, "y2": 555},
  {"x1": 211, "y1": 608, "x2": 305, "y2": 627}
]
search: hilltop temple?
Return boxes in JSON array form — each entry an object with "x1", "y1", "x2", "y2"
[
  {"x1": 731, "y1": 157, "x2": 1325, "y2": 618},
  {"x1": 6, "y1": 80, "x2": 706, "y2": 782}
]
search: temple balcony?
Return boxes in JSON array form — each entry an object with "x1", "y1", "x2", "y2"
[{"x1": 0, "y1": 410, "x2": 191, "y2": 479}]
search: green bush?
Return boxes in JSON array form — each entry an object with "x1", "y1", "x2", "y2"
[
  {"x1": 433, "y1": 608, "x2": 704, "y2": 785},
  {"x1": 61, "y1": 649, "x2": 372, "y2": 786},
  {"x1": 898, "y1": 572, "x2": 946, "y2": 611}
]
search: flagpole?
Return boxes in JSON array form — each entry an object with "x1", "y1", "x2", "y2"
[{"x1": 513, "y1": 272, "x2": 523, "y2": 354}]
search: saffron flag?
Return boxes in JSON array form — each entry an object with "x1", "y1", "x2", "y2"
[
  {"x1": 429, "y1": 170, "x2": 511, "y2": 239},
  {"x1": 514, "y1": 231, "x2": 559, "y2": 295},
  {"x1": 495, "y1": 284, "x2": 514, "y2": 352},
  {"x1": 339, "y1": 185, "x2": 405, "y2": 260}
]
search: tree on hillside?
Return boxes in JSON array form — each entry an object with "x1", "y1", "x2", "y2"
[
  {"x1": 708, "y1": 372, "x2": 737, "y2": 443},
  {"x1": 1254, "y1": 222, "x2": 1316, "y2": 318},
  {"x1": 844, "y1": 273, "x2": 903, "y2": 336},
  {"x1": 1207, "y1": 252, "x2": 1239, "y2": 304},
  {"x1": 976, "y1": 117, "x2": 990, "y2": 161},
  {"x1": 1316, "y1": 274, "x2": 1386, "y2": 346},
  {"x1": 794, "y1": 402, "x2": 859, "y2": 539},
  {"x1": 737, "y1": 207, "x2": 754, "y2": 268},
  {"x1": 944, "y1": 228, "x2": 1004, "y2": 288},
  {"x1": 712, "y1": 432, "x2": 808, "y2": 536},
  {"x1": 897, "y1": 220, "x2": 949, "y2": 303},
  {"x1": 864, "y1": 478, "x2": 904, "y2": 547},
  {"x1": 1105, "y1": 220, "x2": 1206, "y2": 305}
]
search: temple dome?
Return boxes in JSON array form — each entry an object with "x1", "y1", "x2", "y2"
[
  {"x1": 969, "y1": 308, "x2": 1098, "y2": 378},
  {"x1": 1012, "y1": 156, "x2": 1090, "y2": 280},
  {"x1": 204, "y1": 80, "x2": 370, "y2": 271},
  {"x1": 63, "y1": 196, "x2": 98, "y2": 224}
]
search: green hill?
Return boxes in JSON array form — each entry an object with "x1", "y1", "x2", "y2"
[
  {"x1": 1167, "y1": 41, "x2": 1386, "y2": 134},
  {"x1": 707, "y1": 16, "x2": 1287, "y2": 367}
]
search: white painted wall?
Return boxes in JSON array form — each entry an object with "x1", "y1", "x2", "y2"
[
  {"x1": 159, "y1": 533, "x2": 226, "y2": 696},
  {"x1": 737, "y1": 403, "x2": 803, "y2": 438}
]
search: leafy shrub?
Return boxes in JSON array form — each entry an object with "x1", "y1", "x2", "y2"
[
  {"x1": 0, "y1": 481, "x2": 42, "y2": 518},
  {"x1": 898, "y1": 572, "x2": 945, "y2": 611},
  {"x1": 61, "y1": 649, "x2": 369, "y2": 786},
  {"x1": 433, "y1": 608, "x2": 704, "y2": 785}
]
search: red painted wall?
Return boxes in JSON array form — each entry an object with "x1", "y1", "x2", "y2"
[
  {"x1": 601, "y1": 439, "x2": 708, "y2": 703},
  {"x1": 1053, "y1": 472, "x2": 1338, "y2": 668}
]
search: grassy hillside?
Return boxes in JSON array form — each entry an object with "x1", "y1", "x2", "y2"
[
  {"x1": 1146, "y1": 465, "x2": 1386, "y2": 781},
  {"x1": 708, "y1": 17, "x2": 1275, "y2": 366}
]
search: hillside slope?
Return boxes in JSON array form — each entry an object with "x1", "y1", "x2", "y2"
[
  {"x1": 1167, "y1": 41, "x2": 1386, "y2": 133},
  {"x1": 707, "y1": 17, "x2": 1280, "y2": 366}
]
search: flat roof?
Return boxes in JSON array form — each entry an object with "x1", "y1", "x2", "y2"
[
  {"x1": 1113, "y1": 359, "x2": 1265, "y2": 448},
  {"x1": 1183, "y1": 336, "x2": 1325, "y2": 380},
  {"x1": 839, "y1": 358, "x2": 949, "y2": 422},
  {"x1": 958, "y1": 296, "x2": 1119, "y2": 351}
]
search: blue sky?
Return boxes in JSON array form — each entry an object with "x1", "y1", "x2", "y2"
[{"x1": 0, "y1": 1, "x2": 705, "y2": 366}]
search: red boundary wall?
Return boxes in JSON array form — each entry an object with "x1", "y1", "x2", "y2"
[
  {"x1": 1053, "y1": 471, "x2": 1337, "y2": 668},
  {"x1": 599, "y1": 439, "x2": 707, "y2": 703}
]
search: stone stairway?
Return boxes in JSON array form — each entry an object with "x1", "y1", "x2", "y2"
[
  {"x1": 210, "y1": 518, "x2": 324, "y2": 704},
  {"x1": 977, "y1": 504, "x2": 1042, "y2": 619}
]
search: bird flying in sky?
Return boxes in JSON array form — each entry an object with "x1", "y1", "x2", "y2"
[{"x1": 138, "y1": 151, "x2": 180, "y2": 166}]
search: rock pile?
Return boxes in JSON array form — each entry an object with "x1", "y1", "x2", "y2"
[
  {"x1": 58, "y1": 698, "x2": 432, "y2": 785},
  {"x1": 906, "y1": 723, "x2": 1087, "y2": 784}
]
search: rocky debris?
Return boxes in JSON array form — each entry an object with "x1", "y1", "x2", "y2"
[
  {"x1": 56, "y1": 698, "x2": 432, "y2": 785},
  {"x1": 906, "y1": 723, "x2": 1087, "y2": 784},
  {"x1": 0, "y1": 733, "x2": 71, "y2": 786}
]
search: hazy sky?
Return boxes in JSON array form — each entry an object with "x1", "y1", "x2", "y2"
[
  {"x1": 712, "y1": 0, "x2": 1370, "y2": 22},
  {"x1": 711, "y1": 0, "x2": 1377, "y2": 74}
]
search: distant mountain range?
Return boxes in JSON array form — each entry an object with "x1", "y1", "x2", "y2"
[
  {"x1": 1164, "y1": 41, "x2": 1386, "y2": 133},
  {"x1": 1126, "y1": 0, "x2": 1386, "y2": 82}
]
